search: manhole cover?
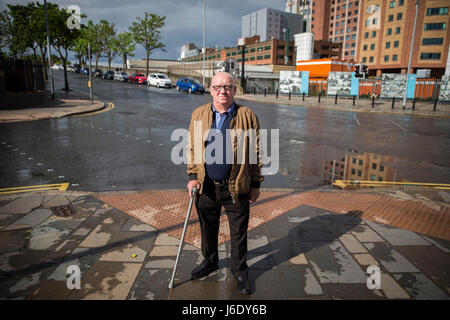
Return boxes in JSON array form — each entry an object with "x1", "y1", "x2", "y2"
[{"x1": 52, "y1": 204, "x2": 75, "y2": 217}]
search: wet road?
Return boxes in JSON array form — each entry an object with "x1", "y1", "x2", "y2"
[{"x1": 1, "y1": 71, "x2": 450, "y2": 192}]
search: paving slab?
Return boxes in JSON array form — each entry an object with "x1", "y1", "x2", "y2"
[
  {"x1": 393, "y1": 273, "x2": 449, "y2": 300},
  {"x1": 380, "y1": 272, "x2": 410, "y2": 299},
  {"x1": 364, "y1": 242, "x2": 420, "y2": 273},
  {"x1": 306, "y1": 240, "x2": 367, "y2": 284},
  {"x1": 365, "y1": 220, "x2": 431, "y2": 246},
  {"x1": 351, "y1": 224, "x2": 385, "y2": 242},
  {"x1": 11, "y1": 208, "x2": 53, "y2": 227},
  {"x1": 0, "y1": 196, "x2": 44, "y2": 214}
]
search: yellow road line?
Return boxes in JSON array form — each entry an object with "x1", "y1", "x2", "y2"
[
  {"x1": 0, "y1": 183, "x2": 70, "y2": 195},
  {"x1": 74, "y1": 102, "x2": 115, "y2": 117},
  {"x1": 333, "y1": 180, "x2": 450, "y2": 190}
]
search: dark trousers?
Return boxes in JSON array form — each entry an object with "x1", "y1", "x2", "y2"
[{"x1": 195, "y1": 178, "x2": 250, "y2": 277}]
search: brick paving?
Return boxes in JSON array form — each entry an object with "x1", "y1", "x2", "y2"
[{"x1": 0, "y1": 187, "x2": 449, "y2": 300}]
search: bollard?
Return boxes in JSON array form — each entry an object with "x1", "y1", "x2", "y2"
[
  {"x1": 433, "y1": 97, "x2": 437, "y2": 111},
  {"x1": 289, "y1": 90, "x2": 291, "y2": 100},
  {"x1": 254, "y1": 87, "x2": 256, "y2": 95},
  {"x1": 335, "y1": 93, "x2": 338, "y2": 105},
  {"x1": 303, "y1": 92, "x2": 305, "y2": 102},
  {"x1": 318, "y1": 92, "x2": 321, "y2": 103},
  {"x1": 392, "y1": 97, "x2": 395, "y2": 109},
  {"x1": 264, "y1": 88, "x2": 267, "y2": 97},
  {"x1": 371, "y1": 95, "x2": 375, "y2": 108},
  {"x1": 353, "y1": 95, "x2": 356, "y2": 106},
  {"x1": 276, "y1": 89, "x2": 279, "y2": 99},
  {"x1": 412, "y1": 98, "x2": 416, "y2": 110}
]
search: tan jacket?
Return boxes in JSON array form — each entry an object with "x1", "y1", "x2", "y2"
[{"x1": 187, "y1": 102, "x2": 264, "y2": 201}]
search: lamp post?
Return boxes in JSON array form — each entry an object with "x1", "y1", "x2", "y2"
[
  {"x1": 402, "y1": 0, "x2": 419, "y2": 109},
  {"x1": 202, "y1": 0, "x2": 206, "y2": 87},
  {"x1": 43, "y1": 0, "x2": 55, "y2": 99},
  {"x1": 238, "y1": 45, "x2": 246, "y2": 93}
]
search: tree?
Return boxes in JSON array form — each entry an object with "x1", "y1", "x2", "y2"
[
  {"x1": 0, "y1": 10, "x2": 13, "y2": 58},
  {"x1": 129, "y1": 12, "x2": 166, "y2": 76},
  {"x1": 50, "y1": 5, "x2": 81, "y2": 90},
  {"x1": 100, "y1": 20, "x2": 116, "y2": 71},
  {"x1": 113, "y1": 32, "x2": 135, "y2": 71},
  {"x1": 83, "y1": 20, "x2": 103, "y2": 69}
]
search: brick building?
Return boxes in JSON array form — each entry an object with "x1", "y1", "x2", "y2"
[
  {"x1": 356, "y1": 0, "x2": 450, "y2": 78},
  {"x1": 310, "y1": 0, "x2": 361, "y2": 61}
]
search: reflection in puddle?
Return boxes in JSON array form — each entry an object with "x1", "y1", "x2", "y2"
[{"x1": 323, "y1": 150, "x2": 408, "y2": 190}]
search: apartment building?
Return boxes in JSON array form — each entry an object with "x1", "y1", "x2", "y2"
[
  {"x1": 311, "y1": 0, "x2": 362, "y2": 61},
  {"x1": 285, "y1": 0, "x2": 312, "y2": 32},
  {"x1": 356, "y1": 0, "x2": 450, "y2": 77}
]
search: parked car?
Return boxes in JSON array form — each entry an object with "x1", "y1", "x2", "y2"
[
  {"x1": 129, "y1": 72, "x2": 147, "y2": 84},
  {"x1": 66, "y1": 65, "x2": 75, "y2": 72},
  {"x1": 93, "y1": 69, "x2": 103, "y2": 77},
  {"x1": 176, "y1": 77, "x2": 204, "y2": 94},
  {"x1": 114, "y1": 71, "x2": 129, "y2": 82},
  {"x1": 51, "y1": 64, "x2": 63, "y2": 70},
  {"x1": 80, "y1": 67, "x2": 89, "y2": 75},
  {"x1": 147, "y1": 73, "x2": 172, "y2": 88},
  {"x1": 73, "y1": 64, "x2": 81, "y2": 73},
  {"x1": 103, "y1": 70, "x2": 115, "y2": 80}
]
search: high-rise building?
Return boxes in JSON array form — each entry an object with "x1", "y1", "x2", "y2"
[
  {"x1": 285, "y1": 0, "x2": 312, "y2": 32},
  {"x1": 310, "y1": 0, "x2": 361, "y2": 61},
  {"x1": 241, "y1": 8, "x2": 303, "y2": 42},
  {"x1": 356, "y1": 0, "x2": 450, "y2": 78}
]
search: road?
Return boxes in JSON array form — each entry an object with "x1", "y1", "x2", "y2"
[{"x1": 1, "y1": 70, "x2": 449, "y2": 192}]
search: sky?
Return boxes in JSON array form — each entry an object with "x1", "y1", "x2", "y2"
[{"x1": 1, "y1": 0, "x2": 286, "y2": 62}]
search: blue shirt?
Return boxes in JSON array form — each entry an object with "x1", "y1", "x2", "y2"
[{"x1": 205, "y1": 103, "x2": 235, "y2": 180}]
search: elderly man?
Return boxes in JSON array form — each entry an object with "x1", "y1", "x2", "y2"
[{"x1": 186, "y1": 72, "x2": 263, "y2": 295}]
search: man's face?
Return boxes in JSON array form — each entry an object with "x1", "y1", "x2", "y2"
[{"x1": 210, "y1": 73, "x2": 236, "y2": 109}]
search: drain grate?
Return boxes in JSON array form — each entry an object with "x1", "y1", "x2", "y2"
[{"x1": 52, "y1": 204, "x2": 75, "y2": 217}]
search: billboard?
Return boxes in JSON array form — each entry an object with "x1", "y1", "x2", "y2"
[
  {"x1": 327, "y1": 72, "x2": 353, "y2": 96},
  {"x1": 380, "y1": 73, "x2": 416, "y2": 99},
  {"x1": 279, "y1": 71, "x2": 309, "y2": 94},
  {"x1": 439, "y1": 75, "x2": 450, "y2": 102}
]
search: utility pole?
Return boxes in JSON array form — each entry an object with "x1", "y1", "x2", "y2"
[
  {"x1": 202, "y1": 0, "x2": 206, "y2": 87},
  {"x1": 88, "y1": 43, "x2": 93, "y2": 102},
  {"x1": 283, "y1": 27, "x2": 290, "y2": 65},
  {"x1": 239, "y1": 45, "x2": 246, "y2": 93},
  {"x1": 402, "y1": 0, "x2": 419, "y2": 109},
  {"x1": 43, "y1": 0, "x2": 54, "y2": 99}
]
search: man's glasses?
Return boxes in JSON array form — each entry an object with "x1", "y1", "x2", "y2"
[{"x1": 211, "y1": 85, "x2": 235, "y2": 92}]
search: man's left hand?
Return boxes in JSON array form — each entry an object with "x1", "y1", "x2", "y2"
[{"x1": 249, "y1": 188, "x2": 260, "y2": 204}]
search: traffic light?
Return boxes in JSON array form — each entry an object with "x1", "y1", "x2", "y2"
[
  {"x1": 362, "y1": 64, "x2": 368, "y2": 79},
  {"x1": 354, "y1": 64, "x2": 361, "y2": 78}
]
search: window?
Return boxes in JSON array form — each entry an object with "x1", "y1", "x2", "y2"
[
  {"x1": 399, "y1": 0, "x2": 404, "y2": 5},
  {"x1": 390, "y1": 1, "x2": 395, "y2": 8},
  {"x1": 384, "y1": 55, "x2": 389, "y2": 62},
  {"x1": 370, "y1": 43, "x2": 375, "y2": 50},
  {"x1": 392, "y1": 54, "x2": 398, "y2": 61},
  {"x1": 264, "y1": 54, "x2": 271, "y2": 59},
  {"x1": 394, "y1": 40, "x2": 399, "y2": 48},
  {"x1": 424, "y1": 23, "x2": 446, "y2": 30},
  {"x1": 426, "y1": 7, "x2": 449, "y2": 16},
  {"x1": 370, "y1": 175, "x2": 376, "y2": 181},
  {"x1": 397, "y1": 13, "x2": 402, "y2": 20},
  {"x1": 369, "y1": 56, "x2": 374, "y2": 62},
  {"x1": 352, "y1": 158, "x2": 356, "y2": 164},
  {"x1": 372, "y1": 163, "x2": 377, "y2": 170},
  {"x1": 364, "y1": 32, "x2": 369, "y2": 39},
  {"x1": 388, "y1": 14, "x2": 394, "y2": 22},
  {"x1": 386, "y1": 42, "x2": 391, "y2": 49},
  {"x1": 372, "y1": 31, "x2": 376, "y2": 37},
  {"x1": 359, "y1": 159, "x2": 363, "y2": 165},
  {"x1": 351, "y1": 168, "x2": 356, "y2": 174},
  {"x1": 351, "y1": 50, "x2": 355, "y2": 55},
  {"x1": 395, "y1": 27, "x2": 401, "y2": 34},
  {"x1": 363, "y1": 44, "x2": 367, "y2": 51},
  {"x1": 345, "y1": 43, "x2": 349, "y2": 48},
  {"x1": 420, "y1": 52, "x2": 442, "y2": 60},
  {"x1": 387, "y1": 28, "x2": 392, "y2": 35},
  {"x1": 257, "y1": 55, "x2": 263, "y2": 60},
  {"x1": 357, "y1": 170, "x2": 362, "y2": 177},
  {"x1": 379, "y1": 165, "x2": 384, "y2": 171},
  {"x1": 362, "y1": 57, "x2": 367, "y2": 62},
  {"x1": 422, "y1": 38, "x2": 444, "y2": 45}
]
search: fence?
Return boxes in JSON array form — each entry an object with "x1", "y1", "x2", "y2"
[{"x1": 0, "y1": 59, "x2": 45, "y2": 92}]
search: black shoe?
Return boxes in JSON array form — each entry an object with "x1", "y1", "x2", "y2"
[
  {"x1": 191, "y1": 260, "x2": 219, "y2": 279},
  {"x1": 236, "y1": 275, "x2": 251, "y2": 295}
]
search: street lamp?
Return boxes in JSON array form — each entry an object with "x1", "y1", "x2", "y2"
[
  {"x1": 202, "y1": 0, "x2": 206, "y2": 87},
  {"x1": 402, "y1": 0, "x2": 419, "y2": 109}
]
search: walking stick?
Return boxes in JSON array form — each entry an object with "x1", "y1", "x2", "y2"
[{"x1": 168, "y1": 186, "x2": 198, "y2": 289}]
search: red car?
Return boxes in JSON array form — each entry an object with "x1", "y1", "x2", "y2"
[{"x1": 129, "y1": 72, "x2": 147, "y2": 84}]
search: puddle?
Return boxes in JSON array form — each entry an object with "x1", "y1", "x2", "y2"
[{"x1": 322, "y1": 149, "x2": 450, "y2": 190}]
